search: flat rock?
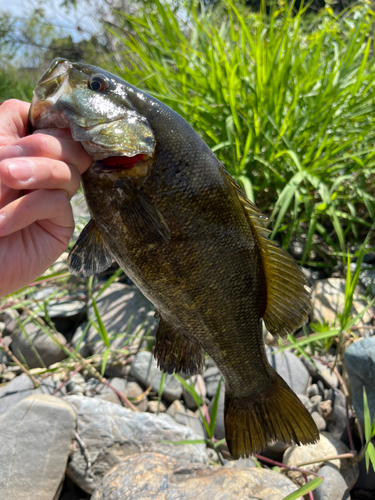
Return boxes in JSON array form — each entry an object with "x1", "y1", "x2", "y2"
[
  {"x1": 311, "y1": 278, "x2": 372, "y2": 326},
  {"x1": 344, "y1": 337, "x2": 375, "y2": 424},
  {"x1": 283, "y1": 432, "x2": 358, "y2": 489},
  {"x1": 130, "y1": 350, "x2": 182, "y2": 402},
  {"x1": 266, "y1": 347, "x2": 310, "y2": 395},
  {"x1": 86, "y1": 283, "x2": 157, "y2": 354},
  {"x1": 91, "y1": 452, "x2": 302, "y2": 500},
  {"x1": 313, "y1": 464, "x2": 350, "y2": 500},
  {"x1": 0, "y1": 373, "x2": 66, "y2": 416},
  {"x1": 0, "y1": 394, "x2": 76, "y2": 500},
  {"x1": 11, "y1": 321, "x2": 67, "y2": 368},
  {"x1": 302, "y1": 358, "x2": 339, "y2": 388},
  {"x1": 65, "y1": 395, "x2": 209, "y2": 494}
]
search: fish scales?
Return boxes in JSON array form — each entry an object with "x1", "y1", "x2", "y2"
[{"x1": 29, "y1": 58, "x2": 319, "y2": 458}]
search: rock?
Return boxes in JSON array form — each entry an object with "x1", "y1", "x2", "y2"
[
  {"x1": 174, "y1": 411, "x2": 206, "y2": 438},
  {"x1": 0, "y1": 373, "x2": 66, "y2": 416},
  {"x1": 147, "y1": 400, "x2": 166, "y2": 413},
  {"x1": 167, "y1": 399, "x2": 186, "y2": 417},
  {"x1": 308, "y1": 384, "x2": 321, "y2": 397},
  {"x1": 228, "y1": 457, "x2": 257, "y2": 468},
  {"x1": 298, "y1": 394, "x2": 313, "y2": 412},
  {"x1": 65, "y1": 372, "x2": 86, "y2": 396},
  {"x1": 266, "y1": 347, "x2": 310, "y2": 395},
  {"x1": 130, "y1": 351, "x2": 182, "y2": 402},
  {"x1": 313, "y1": 464, "x2": 350, "y2": 500},
  {"x1": 283, "y1": 432, "x2": 358, "y2": 489},
  {"x1": 65, "y1": 395, "x2": 209, "y2": 493},
  {"x1": 91, "y1": 452, "x2": 302, "y2": 500},
  {"x1": 311, "y1": 278, "x2": 372, "y2": 326},
  {"x1": 31, "y1": 287, "x2": 87, "y2": 337},
  {"x1": 302, "y1": 267, "x2": 328, "y2": 286},
  {"x1": 311, "y1": 411, "x2": 327, "y2": 431},
  {"x1": 70, "y1": 322, "x2": 90, "y2": 357},
  {"x1": 326, "y1": 389, "x2": 348, "y2": 439},
  {"x1": 203, "y1": 366, "x2": 222, "y2": 399},
  {"x1": 86, "y1": 377, "x2": 148, "y2": 411},
  {"x1": 354, "y1": 450, "x2": 375, "y2": 490},
  {"x1": 0, "y1": 394, "x2": 76, "y2": 500},
  {"x1": 344, "y1": 338, "x2": 375, "y2": 424},
  {"x1": 183, "y1": 374, "x2": 207, "y2": 409},
  {"x1": 86, "y1": 283, "x2": 157, "y2": 354},
  {"x1": 11, "y1": 321, "x2": 67, "y2": 369},
  {"x1": 302, "y1": 358, "x2": 339, "y2": 388}
]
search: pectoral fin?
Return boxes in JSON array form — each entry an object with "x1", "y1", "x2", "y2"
[
  {"x1": 154, "y1": 313, "x2": 205, "y2": 375},
  {"x1": 113, "y1": 180, "x2": 170, "y2": 244},
  {"x1": 68, "y1": 219, "x2": 113, "y2": 277},
  {"x1": 226, "y1": 172, "x2": 311, "y2": 338}
]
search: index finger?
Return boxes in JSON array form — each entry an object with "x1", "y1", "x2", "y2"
[{"x1": 0, "y1": 100, "x2": 31, "y2": 148}]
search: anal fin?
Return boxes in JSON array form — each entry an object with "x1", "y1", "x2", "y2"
[
  {"x1": 68, "y1": 219, "x2": 112, "y2": 277},
  {"x1": 154, "y1": 314, "x2": 204, "y2": 375}
]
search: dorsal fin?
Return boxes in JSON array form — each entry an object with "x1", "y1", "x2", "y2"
[{"x1": 225, "y1": 171, "x2": 311, "y2": 338}]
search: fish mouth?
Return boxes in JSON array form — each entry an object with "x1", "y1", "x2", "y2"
[{"x1": 94, "y1": 153, "x2": 154, "y2": 179}]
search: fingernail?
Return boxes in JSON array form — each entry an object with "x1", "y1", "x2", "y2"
[
  {"x1": 8, "y1": 160, "x2": 34, "y2": 182},
  {"x1": 0, "y1": 145, "x2": 23, "y2": 160}
]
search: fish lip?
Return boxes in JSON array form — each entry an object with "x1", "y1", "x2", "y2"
[{"x1": 37, "y1": 58, "x2": 72, "y2": 87}]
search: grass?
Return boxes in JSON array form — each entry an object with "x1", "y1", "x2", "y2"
[{"x1": 107, "y1": 0, "x2": 375, "y2": 269}]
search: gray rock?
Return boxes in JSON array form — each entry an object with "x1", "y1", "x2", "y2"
[
  {"x1": 203, "y1": 366, "x2": 222, "y2": 399},
  {"x1": 311, "y1": 411, "x2": 327, "y2": 431},
  {"x1": 308, "y1": 384, "x2": 320, "y2": 397},
  {"x1": 302, "y1": 358, "x2": 338, "y2": 388},
  {"x1": 173, "y1": 411, "x2": 206, "y2": 438},
  {"x1": 344, "y1": 337, "x2": 375, "y2": 423},
  {"x1": 313, "y1": 464, "x2": 350, "y2": 500},
  {"x1": 11, "y1": 321, "x2": 67, "y2": 369},
  {"x1": 0, "y1": 373, "x2": 66, "y2": 416},
  {"x1": 327, "y1": 389, "x2": 348, "y2": 439},
  {"x1": 65, "y1": 395, "x2": 209, "y2": 494},
  {"x1": 266, "y1": 347, "x2": 310, "y2": 395},
  {"x1": 0, "y1": 394, "x2": 76, "y2": 500},
  {"x1": 86, "y1": 283, "x2": 157, "y2": 354},
  {"x1": 229, "y1": 457, "x2": 257, "y2": 468},
  {"x1": 183, "y1": 374, "x2": 207, "y2": 409},
  {"x1": 90, "y1": 378, "x2": 148, "y2": 412},
  {"x1": 91, "y1": 452, "x2": 302, "y2": 500},
  {"x1": 130, "y1": 351, "x2": 182, "y2": 402},
  {"x1": 70, "y1": 322, "x2": 90, "y2": 357},
  {"x1": 66, "y1": 372, "x2": 86, "y2": 396},
  {"x1": 31, "y1": 287, "x2": 87, "y2": 336},
  {"x1": 297, "y1": 394, "x2": 313, "y2": 412}
]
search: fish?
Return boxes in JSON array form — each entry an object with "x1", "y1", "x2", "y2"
[{"x1": 29, "y1": 58, "x2": 319, "y2": 458}]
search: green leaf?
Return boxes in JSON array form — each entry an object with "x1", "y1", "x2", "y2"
[{"x1": 281, "y1": 476, "x2": 323, "y2": 500}]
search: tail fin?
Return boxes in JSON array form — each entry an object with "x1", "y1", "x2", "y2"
[{"x1": 224, "y1": 372, "x2": 319, "y2": 459}]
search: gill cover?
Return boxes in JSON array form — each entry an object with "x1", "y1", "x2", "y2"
[{"x1": 29, "y1": 58, "x2": 156, "y2": 161}]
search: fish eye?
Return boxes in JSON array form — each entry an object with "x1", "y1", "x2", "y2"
[{"x1": 88, "y1": 75, "x2": 108, "y2": 92}]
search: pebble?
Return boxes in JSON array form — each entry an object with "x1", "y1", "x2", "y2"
[
  {"x1": 313, "y1": 464, "x2": 350, "y2": 500},
  {"x1": 266, "y1": 347, "x2": 310, "y2": 395},
  {"x1": 326, "y1": 389, "x2": 347, "y2": 440},
  {"x1": 11, "y1": 321, "x2": 68, "y2": 369},
  {"x1": 302, "y1": 357, "x2": 339, "y2": 388},
  {"x1": 130, "y1": 351, "x2": 183, "y2": 402},
  {"x1": 87, "y1": 377, "x2": 148, "y2": 411},
  {"x1": 297, "y1": 394, "x2": 313, "y2": 412},
  {"x1": 65, "y1": 395, "x2": 209, "y2": 494},
  {"x1": 0, "y1": 373, "x2": 66, "y2": 417},
  {"x1": 183, "y1": 374, "x2": 207, "y2": 409},
  {"x1": 308, "y1": 384, "x2": 320, "y2": 397},
  {"x1": 0, "y1": 394, "x2": 76, "y2": 500},
  {"x1": 311, "y1": 411, "x2": 327, "y2": 431},
  {"x1": 344, "y1": 337, "x2": 375, "y2": 424},
  {"x1": 65, "y1": 372, "x2": 86, "y2": 396},
  {"x1": 283, "y1": 432, "x2": 358, "y2": 489},
  {"x1": 147, "y1": 400, "x2": 166, "y2": 413},
  {"x1": 91, "y1": 452, "x2": 303, "y2": 500}
]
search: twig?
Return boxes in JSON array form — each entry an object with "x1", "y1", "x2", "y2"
[
  {"x1": 52, "y1": 365, "x2": 82, "y2": 397},
  {"x1": 254, "y1": 454, "x2": 322, "y2": 478},
  {"x1": 0, "y1": 332, "x2": 39, "y2": 388},
  {"x1": 74, "y1": 431, "x2": 92, "y2": 470},
  {"x1": 296, "y1": 453, "x2": 355, "y2": 467}
]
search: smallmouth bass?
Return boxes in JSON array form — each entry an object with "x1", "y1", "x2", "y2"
[{"x1": 29, "y1": 58, "x2": 319, "y2": 458}]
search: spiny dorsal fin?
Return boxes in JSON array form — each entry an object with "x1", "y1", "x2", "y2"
[{"x1": 225, "y1": 171, "x2": 311, "y2": 338}]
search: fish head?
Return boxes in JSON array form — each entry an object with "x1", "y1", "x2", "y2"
[{"x1": 29, "y1": 58, "x2": 156, "y2": 170}]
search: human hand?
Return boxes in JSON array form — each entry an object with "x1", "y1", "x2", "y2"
[{"x1": 0, "y1": 99, "x2": 92, "y2": 297}]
